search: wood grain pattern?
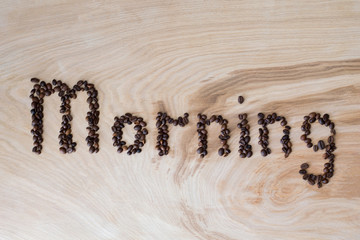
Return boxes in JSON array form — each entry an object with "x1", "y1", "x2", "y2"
[{"x1": 1, "y1": 1, "x2": 360, "y2": 239}]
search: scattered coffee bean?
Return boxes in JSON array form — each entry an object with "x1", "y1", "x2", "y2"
[
  {"x1": 260, "y1": 149, "x2": 267, "y2": 157},
  {"x1": 218, "y1": 148, "x2": 224, "y2": 156},
  {"x1": 318, "y1": 140, "x2": 325, "y2": 150},
  {"x1": 30, "y1": 78, "x2": 40, "y2": 83},
  {"x1": 238, "y1": 96, "x2": 244, "y2": 104}
]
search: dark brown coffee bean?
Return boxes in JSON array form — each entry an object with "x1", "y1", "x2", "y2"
[
  {"x1": 60, "y1": 147, "x2": 66, "y2": 154},
  {"x1": 313, "y1": 145, "x2": 319, "y2": 152},
  {"x1": 31, "y1": 78, "x2": 40, "y2": 83},
  {"x1": 309, "y1": 112, "x2": 316, "y2": 118},
  {"x1": 309, "y1": 118, "x2": 316, "y2": 123},
  {"x1": 261, "y1": 149, "x2": 267, "y2": 157},
  {"x1": 301, "y1": 163, "x2": 309, "y2": 170},
  {"x1": 322, "y1": 178, "x2": 329, "y2": 184},
  {"x1": 300, "y1": 134, "x2": 307, "y2": 141},
  {"x1": 326, "y1": 172, "x2": 333, "y2": 178},
  {"x1": 238, "y1": 96, "x2": 244, "y2": 104},
  {"x1": 318, "y1": 140, "x2": 325, "y2": 150},
  {"x1": 218, "y1": 148, "x2": 224, "y2": 156}
]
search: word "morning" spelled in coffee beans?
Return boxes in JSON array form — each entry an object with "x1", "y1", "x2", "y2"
[{"x1": 29, "y1": 78, "x2": 338, "y2": 187}]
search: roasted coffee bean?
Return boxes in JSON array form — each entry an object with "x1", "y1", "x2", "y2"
[
  {"x1": 308, "y1": 179, "x2": 315, "y2": 185},
  {"x1": 238, "y1": 96, "x2": 244, "y2": 104},
  {"x1": 301, "y1": 163, "x2": 309, "y2": 170},
  {"x1": 299, "y1": 169, "x2": 307, "y2": 175},
  {"x1": 59, "y1": 147, "x2": 66, "y2": 154},
  {"x1": 31, "y1": 78, "x2": 40, "y2": 83},
  {"x1": 318, "y1": 140, "x2": 325, "y2": 150},
  {"x1": 313, "y1": 145, "x2": 319, "y2": 152},
  {"x1": 218, "y1": 148, "x2": 224, "y2": 156},
  {"x1": 261, "y1": 149, "x2": 267, "y2": 157}
]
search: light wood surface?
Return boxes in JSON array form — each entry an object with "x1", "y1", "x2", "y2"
[{"x1": 1, "y1": 1, "x2": 360, "y2": 239}]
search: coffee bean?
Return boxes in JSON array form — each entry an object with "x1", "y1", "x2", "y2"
[
  {"x1": 309, "y1": 112, "x2": 316, "y2": 118},
  {"x1": 31, "y1": 78, "x2": 40, "y2": 83},
  {"x1": 322, "y1": 178, "x2": 329, "y2": 184},
  {"x1": 60, "y1": 147, "x2": 66, "y2": 154},
  {"x1": 299, "y1": 169, "x2": 307, "y2": 175},
  {"x1": 238, "y1": 96, "x2": 244, "y2": 104},
  {"x1": 218, "y1": 148, "x2": 224, "y2": 156},
  {"x1": 300, "y1": 135, "x2": 307, "y2": 141},
  {"x1": 301, "y1": 163, "x2": 309, "y2": 170},
  {"x1": 313, "y1": 145, "x2": 319, "y2": 152},
  {"x1": 261, "y1": 149, "x2": 267, "y2": 157},
  {"x1": 318, "y1": 140, "x2": 325, "y2": 150}
]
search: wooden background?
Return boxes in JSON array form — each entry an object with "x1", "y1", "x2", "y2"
[{"x1": 1, "y1": 1, "x2": 360, "y2": 239}]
